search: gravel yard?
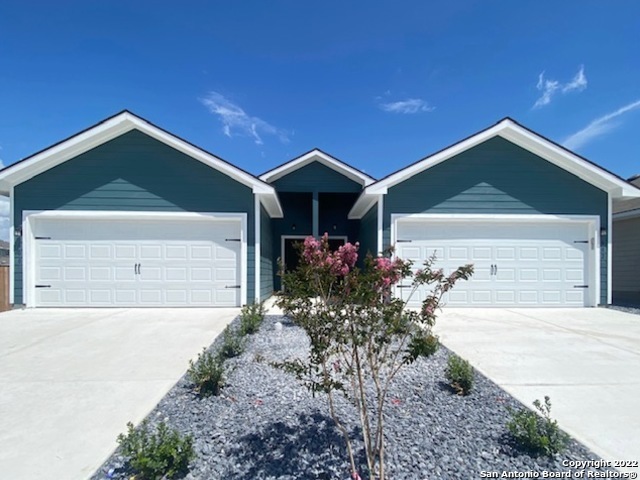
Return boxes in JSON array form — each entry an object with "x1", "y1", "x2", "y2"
[{"x1": 93, "y1": 315, "x2": 616, "y2": 480}]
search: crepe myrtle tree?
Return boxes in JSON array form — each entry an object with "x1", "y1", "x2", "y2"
[{"x1": 276, "y1": 234, "x2": 473, "y2": 480}]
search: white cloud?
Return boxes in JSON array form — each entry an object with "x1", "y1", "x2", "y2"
[
  {"x1": 379, "y1": 98, "x2": 435, "y2": 114},
  {"x1": 563, "y1": 99, "x2": 640, "y2": 150},
  {"x1": 0, "y1": 159, "x2": 8, "y2": 241},
  {"x1": 534, "y1": 65, "x2": 587, "y2": 109},
  {"x1": 563, "y1": 65, "x2": 587, "y2": 93},
  {"x1": 200, "y1": 91, "x2": 290, "y2": 145}
]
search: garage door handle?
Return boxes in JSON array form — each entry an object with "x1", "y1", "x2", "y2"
[
  {"x1": 225, "y1": 285, "x2": 241, "y2": 289},
  {"x1": 134, "y1": 263, "x2": 141, "y2": 275}
]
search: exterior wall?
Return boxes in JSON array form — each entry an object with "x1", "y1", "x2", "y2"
[
  {"x1": 383, "y1": 136, "x2": 609, "y2": 304},
  {"x1": 318, "y1": 192, "x2": 360, "y2": 240},
  {"x1": 358, "y1": 203, "x2": 378, "y2": 261},
  {"x1": 612, "y1": 217, "x2": 640, "y2": 304},
  {"x1": 13, "y1": 129, "x2": 256, "y2": 304},
  {"x1": 271, "y1": 162, "x2": 362, "y2": 193},
  {"x1": 259, "y1": 204, "x2": 273, "y2": 301},
  {"x1": 269, "y1": 162, "x2": 364, "y2": 290}
]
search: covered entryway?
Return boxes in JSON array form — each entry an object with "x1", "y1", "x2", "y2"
[
  {"x1": 394, "y1": 215, "x2": 598, "y2": 307},
  {"x1": 24, "y1": 211, "x2": 245, "y2": 307}
]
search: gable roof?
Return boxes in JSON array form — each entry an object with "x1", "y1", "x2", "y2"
[
  {"x1": 349, "y1": 117, "x2": 640, "y2": 218},
  {"x1": 259, "y1": 148, "x2": 375, "y2": 187},
  {"x1": 0, "y1": 110, "x2": 283, "y2": 217}
]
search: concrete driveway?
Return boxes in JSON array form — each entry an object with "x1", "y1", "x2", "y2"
[
  {"x1": 0, "y1": 307, "x2": 238, "y2": 480},
  {"x1": 435, "y1": 307, "x2": 640, "y2": 471}
]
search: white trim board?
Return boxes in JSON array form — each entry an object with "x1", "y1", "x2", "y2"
[
  {"x1": 0, "y1": 111, "x2": 283, "y2": 217},
  {"x1": 349, "y1": 118, "x2": 640, "y2": 219},
  {"x1": 390, "y1": 213, "x2": 601, "y2": 307},
  {"x1": 21, "y1": 210, "x2": 248, "y2": 307},
  {"x1": 260, "y1": 149, "x2": 375, "y2": 186}
]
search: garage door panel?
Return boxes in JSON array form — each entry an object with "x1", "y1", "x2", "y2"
[
  {"x1": 89, "y1": 267, "x2": 111, "y2": 281},
  {"x1": 115, "y1": 244, "x2": 136, "y2": 259},
  {"x1": 90, "y1": 245, "x2": 112, "y2": 259},
  {"x1": 566, "y1": 290, "x2": 584, "y2": 303},
  {"x1": 64, "y1": 266, "x2": 87, "y2": 281},
  {"x1": 32, "y1": 217, "x2": 242, "y2": 307},
  {"x1": 140, "y1": 245, "x2": 162, "y2": 259},
  {"x1": 496, "y1": 247, "x2": 516, "y2": 260},
  {"x1": 565, "y1": 269, "x2": 583, "y2": 281},
  {"x1": 472, "y1": 267, "x2": 492, "y2": 282},
  {"x1": 115, "y1": 290, "x2": 136, "y2": 304},
  {"x1": 90, "y1": 290, "x2": 112, "y2": 304},
  {"x1": 542, "y1": 291, "x2": 562, "y2": 304},
  {"x1": 495, "y1": 268, "x2": 516, "y2": 282},
  {"x1": 166, "y1": 245, "x2": 188, "y2": 259},
  {"x1": 396, "y1": 219, "x2": 592, "y2": 307},
  {"x1": 519, "y1": 291, "x2": 539, "y2": 304},
  {"x1": 39, "y1": 267, "x2": 61, "y2": 281},
  {"x1": 495, "y1": 290, "x2": 516, "y2": 304}
]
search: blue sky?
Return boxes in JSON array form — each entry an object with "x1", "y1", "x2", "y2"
[{"x1": 0, "y1": 1, "x2": 639, "y2": 238}]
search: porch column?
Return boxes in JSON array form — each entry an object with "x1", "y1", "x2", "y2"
[{"x1": 312, "y1": 190, "x2": 319, "y2": 238}]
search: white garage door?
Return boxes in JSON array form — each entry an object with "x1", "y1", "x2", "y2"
[
  {"x1": 31, "y1": 216, "x2": 242, "y2": 307},
  {"x1": 395, "y1": 219, "x2": 594, "y2": 307}
]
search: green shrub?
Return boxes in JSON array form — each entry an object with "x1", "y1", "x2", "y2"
[
  {"x1": 507, "y1": 396, "x2": 569, "y2": 456},
  {"x1": 218, "y1": 325, "x2": 245, "y2": 359},
  {"x1": 117, "y1": 420, "x2": 194, "y2": 479},
  {"x1": 444, "y1": 353, "x2": 474, "y2": 395},
  {"x1": 239, "y1": 302, "x2": 265, "y2": 336},
  {"x1": 187, "y1": 348, "x2": 224, "y2": 396},
  {"x1": 407, "y1": 332, "x2": 439, "y2": 360}
]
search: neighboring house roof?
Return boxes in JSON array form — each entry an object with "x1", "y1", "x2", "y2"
[
  {"x1": 614, "y1": 176, "x2": 640, "y2": 218},
  {"x1": 259, "y1": 148, "x2": 375, "y2": 187},
  {"x1": 349, "y1": 117, "x2": 640, "y2": 218},
  {"x1": 0, "y1": 110, "x2": 284, "y2": 217}
]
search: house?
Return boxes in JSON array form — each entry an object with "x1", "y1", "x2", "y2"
[
  {"x1": 0, "y1": 111, "x2": 637, "y2": 309},
  {"x1": 612, "y1": 175, "x2": 640, "y2": 305}
]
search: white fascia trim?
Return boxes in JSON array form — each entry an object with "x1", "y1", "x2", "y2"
[
  {"x1": 348, "y1": 192, "x2": 379, "y2": 219},
  {"x1": 391, "y1": 212, "x2": 600, "y2": 307},
  {"x1": 254, "y1": 195, "x2": 261, "y2": 303},
  {"x1": 607, "y1": 194, "x2": 612, "y2": 304},
  {"x1": 0, "y1": 112, "x2": 282, "y2": 215},
  {"x1": 498, "y1": 127, "x2": 639, "y2": 198},
  {"x1": 366, "y1": 122, "x2": 507, "y2": 195},
  {"x1": 365, "y1": 119, "x2": 640, "y2": 199},
  {"x1": 260, "y1": 150, "x2": 375, "y2": 186},
  {"x1": 391, "y1": 212, "x2": 600, "y2": 223},
  {"x1": 0, "y1": 117, "x2": 133, "y2": 186},
  {"x1": 9, "y1": 187, "x2": 14, "y2": 304},
  {"x1": 377, "y1": 195, "x2": 384, "y2": 255},
  {"x1": 21, "y1": 210, "x2": 249, "y2": 308},
  {"x1": 259, "y1": 193, "x2": 284, "y2": 218}
]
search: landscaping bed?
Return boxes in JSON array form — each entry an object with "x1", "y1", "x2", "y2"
[{"x1": 93, "y1": 315, "x2": 615, "y2": 479}]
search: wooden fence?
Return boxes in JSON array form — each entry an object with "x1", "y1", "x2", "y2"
[{"x1": 0, "y1": 265, "x2": 9, "y2": 312}]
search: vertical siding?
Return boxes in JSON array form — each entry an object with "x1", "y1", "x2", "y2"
[
  {"x1": 14, "y1": 129, "x2": 256, "y2": 304},
  {"x1": 260, "y1": 204, "x2": 274, "y2": 301},
  {"x1": 612, "y1": 217, "x2": 640, "y2": 304},
  {"x1": 383, "y1": 137, "x2": 609, "y2": 304}
]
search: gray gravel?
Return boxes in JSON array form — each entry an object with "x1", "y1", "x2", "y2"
[
  {"x1": 92, "y1": 315, "x2": 617, "y2": 480},
  {"x1": 606, "y1": 304, "x2": 640, "y2": 316}
]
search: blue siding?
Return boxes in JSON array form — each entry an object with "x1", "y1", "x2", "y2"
[
  {"x1": 383, "y1": 137, "x2": 608, "y2": 304},
  {"x1": 272, "y1": 161, "x2": 362, "y2": 193},
  {"x1": 14, "y1": 129, "x2": 256, "y2": 304},
  {"x1": 358, "y1": 204, "x2": 378, "y2": 262},
  {"x1": 260, "y1": 204, "x2": 274, "y2": 301}
]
